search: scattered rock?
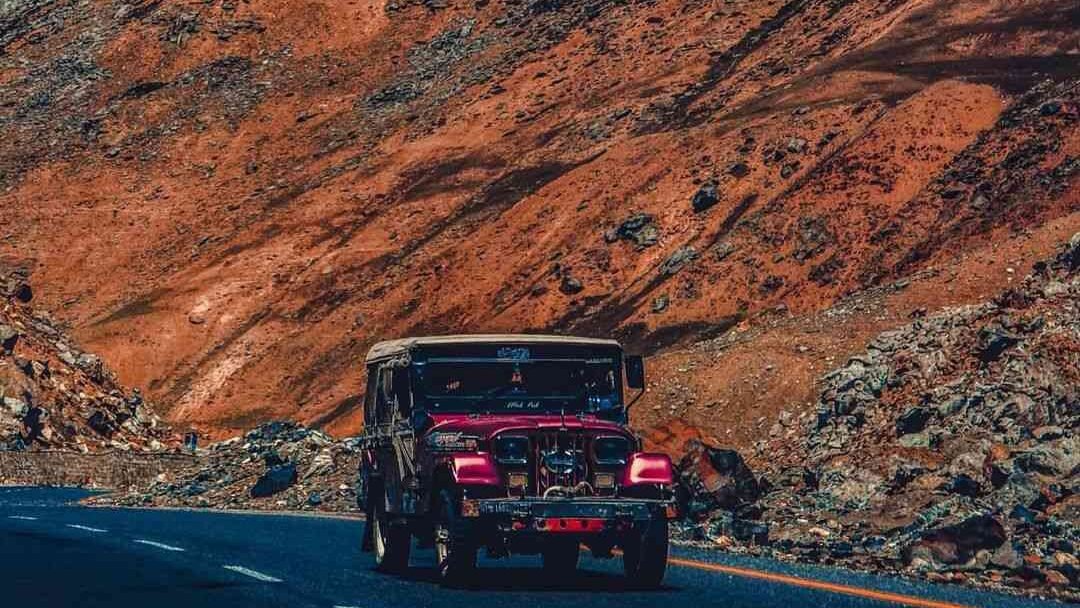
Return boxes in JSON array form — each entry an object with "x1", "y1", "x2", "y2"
[
  {"x1": 659, "y1": 246, "x2": 699, "y2": 276},
  {"x1": 728, "y1": 162, "x2": 750, "y2": 178},
  {"x1": 1033, "y1": 426, "x2": 1065, "y2": 441},
  {"x1": 94, "y1": 421, "x2": 359, "y2": 513},
  {"x1": 679, "y1": 234, "x2": 1080, "y2": 602},
  {"x1": 896, "y1": 407, "x2": 933, "y2": 436},
  {"x1": 1039, "y1": 101, "x2": 1061, "y2": 116},
  {"x1": 691, "y1": 183, "x2": 719, "y2": 213},
  {"x1": 559, "y1": 275, "x2": 584, "y2": 295},
  {"x1": 712, "y1": 241, "x2": 737, "y2": 262},
  {"x1": 990, "y1": 541, "x2": 1024, "y2": 571},
  {"x1": 0, "y1": 271, "x2": 174, "y2": 452},
  {"x1": 605, "y1": 213, "x2": 659, "y2": 249},
  {"x1": 975, "y1": 323, "x2": 1019, "y2": 363},
  {"x1": 3, "y1": 397, "x2": 29, "y2": 418},
  {"x1": 0, "y1": 325, "x2": 18, "y2": 354}
]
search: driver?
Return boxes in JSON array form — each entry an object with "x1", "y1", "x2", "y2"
[{"x1": 508, "y1": 366, "x2": 526, "y2": 393}]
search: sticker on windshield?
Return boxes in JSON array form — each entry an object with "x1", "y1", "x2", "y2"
[{"x1": 497, "y1": 347, "x2": 531, "y2": 360}]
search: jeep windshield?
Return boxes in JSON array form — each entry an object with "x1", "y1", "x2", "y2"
[{"x1": 415, "y1": 358, "x2": 621, "y2": 414}]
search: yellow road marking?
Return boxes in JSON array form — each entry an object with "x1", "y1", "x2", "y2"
[{"x1": 666, "y1": 555, "x2": 973, "y2": 608}]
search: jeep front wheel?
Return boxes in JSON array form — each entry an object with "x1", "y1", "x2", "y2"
[
  {"x1": 434, "y1": 489, "x2": 477, "y2": 587},
  {"x1": 371, "y1": 491, "x2": 411, "y2": 573},
  {"x1": 622, "y1": 519, "x2": 668, "y2": 588}
]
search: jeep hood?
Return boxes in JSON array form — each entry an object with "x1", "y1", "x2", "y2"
[{"x1": 425, "y1": 414, "x2": 632, "y2": 440}]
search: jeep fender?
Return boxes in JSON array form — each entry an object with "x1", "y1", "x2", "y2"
[
  {"x1": 621, "y1": 452, "x2": 674, "y2": 487},
  {"x1": 441, "y1": 453, "x2": 501, "y2": 486}
]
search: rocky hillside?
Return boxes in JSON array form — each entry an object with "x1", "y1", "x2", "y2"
[
  {"x1": 1, "y1": 0, "x2": 1077, "y2": 438},
  {"x1": 0, "y1": 270, "x2": 177, "y2": 452},
  {"x1": 678, "y1": 234, "x2": 1079, "y2": 600},
  {"x1": 93, "y1": 421, "x2": 361, "y2": 513}
]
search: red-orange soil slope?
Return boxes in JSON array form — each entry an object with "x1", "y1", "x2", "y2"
[{"x1": 1, "y1": 0, "x2": 1077, "y2": 438}]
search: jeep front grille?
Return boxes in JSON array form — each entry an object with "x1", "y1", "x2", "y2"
[{"x1": 534, "y1": 431, "x2": 589, "y2": 497}]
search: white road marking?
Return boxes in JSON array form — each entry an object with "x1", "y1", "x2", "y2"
[
  {"x1": 133, "y1": 539, "x2": 186, "y2": 552},
  {"x1": 223, "y1": 565, "x2": 283, "y2": 583},
  {"x1": 66, "y1": 524, "x2": 107, "y2": 533},
  {"x1": 334, "y1": 605, "x2": 363, "y2": 608},
  {"x1": 7, "y1": 516, "x2": 38, "y2": 521}
]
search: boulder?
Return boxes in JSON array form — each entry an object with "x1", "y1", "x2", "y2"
[
  {"x1": 1012, "y1": 438, "x2": 1079, "y2": 477},
  {"x1": 899, "y1": 432, "x2": 931, "y2": 449},
  {"x1": 944, "y1": 474, "x2": 983, "y2": 497},
  {"x1": 559, "y1": 275, "x2": 584, "y2": 295},
  {"x1": 2, "y1": 275, "x2": 33, "y2": 303},
  {"x1": 691, "y1": 183, "x2": 719, "y2": 212},
  {"x1": 22, "y1": 407, "x2": 47, "y2": 442},
  {"x1": 262, "y1": 450, "x2": 285, "y2": 467},
  {"x1": 1054, "y1": 231, "x2": 1079, "y2": 272},
  {"x1": 14, "y1": 283, "x2": 32, "y2": 303},
  {"x1": 678, "y1": 440, "x2": 760, "y2": 514},
  {"x1": 708, "y1": 511, "x2": 769, "y2": 545},
  {"x1": 86, "y1": 410, "x2": 117, "y2": 437},
  {"x1": 818, "y1": 466, "x2": 884, "y2": 507},
  {"x1": 990, "y1": 542, "x2": 1024, "y2": 571},
  {"x1": 659, "y1": 246, "x2": 699, "y2": 276},
  {"x1": 0, "y1": 324, "x2": 19, "y2": 354},
  {"x1": 903, "y1": 514, "x2": 1006, "y2": 566},
  {"x1": 76, "y1": 353, "x2": 106, "y2": 383},
  {"x1": 1033, "y1": 426, "x2": 1065, "y2": 441},
  {"x1": 728, "y1": 162, "x2": 749, "y2": 178},
  {"x1": 975, "y1": 324, "x2": 1019, "y2": 363},
  {"x1": 3, "y1": 396, "x2": 29, "y2": 418},
  {"x1": 606, "y1": 213, "x2": 660, "y2": 249},
  {"x1": 250, "y1": 463, "x2": 298, "y2": 498},
  {"x1": 896, "y1": 407, "x2": 933, "y2": 436}
]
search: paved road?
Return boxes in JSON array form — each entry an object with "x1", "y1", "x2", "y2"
[{"x1": 0, "y1": 487, "x2": 1057, "y2": 608}]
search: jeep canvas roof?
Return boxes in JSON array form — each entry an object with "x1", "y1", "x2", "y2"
[{"x1": 364, "y1": 334, "x2": 622, "y2": 363}]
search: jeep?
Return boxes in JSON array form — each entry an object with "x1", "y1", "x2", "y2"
[{"x1": 357, "y1": 334, "x2": 676, "y2": 587}]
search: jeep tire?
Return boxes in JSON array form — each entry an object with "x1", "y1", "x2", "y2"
[
  {"x1": 371, "y1": 488, "x2": 411, "y2": 573},
  {"x1": 434, "y1": 489, "x2": 477, "y2": 587},
  {"x1": 622, "y1": 519, "x2": 668, "y2": 589}
]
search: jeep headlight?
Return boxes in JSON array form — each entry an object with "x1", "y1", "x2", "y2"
[
  {"x1": 494, "y1": 435, "x2": 530, "y2": 465},
  {"x1": 592, "y1": 436, "x2": 630, "y2": 465},
  {"x1": 425, "y1": 432, "x2": 480, "y2": 452}
]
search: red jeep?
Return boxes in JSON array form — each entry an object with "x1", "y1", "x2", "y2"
[{"x1": 357, "y1": 335, "x2": 676, "y2": 587}]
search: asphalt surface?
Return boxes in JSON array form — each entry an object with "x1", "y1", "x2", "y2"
[{"x1": 0, "y1": 487, "x2": 1059, "y2": 608}]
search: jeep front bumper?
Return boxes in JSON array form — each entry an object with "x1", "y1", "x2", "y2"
[{"x1": 461, "y1": 497, "x2": 677, "y2": 526}]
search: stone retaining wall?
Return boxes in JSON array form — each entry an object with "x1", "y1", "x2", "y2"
[{"x1": 0, "y1": 450, "x2": 196, "y2": 489}]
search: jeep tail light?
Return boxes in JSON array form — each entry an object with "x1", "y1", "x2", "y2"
[{"x1": 425, "y1": 432, "x2": 480, "y2": 452}]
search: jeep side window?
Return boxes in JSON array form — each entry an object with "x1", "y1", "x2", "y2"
[
  {"x1": 391, "y1": 367, "x2": 412, "y2": 420},
  {"x1": 363, "y1": 365, "x2": 379, "y2": 426},
  {"x1": 375, "y1": 366, "x2": 412, "y2": 424},
  {"x1": 376, "y1": 367, "x2": 394, "y2": 424}
]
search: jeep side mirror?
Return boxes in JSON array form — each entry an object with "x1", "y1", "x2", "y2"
[{"x1": 625, "y1": 355, "x2": 645, "y2": 390}]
